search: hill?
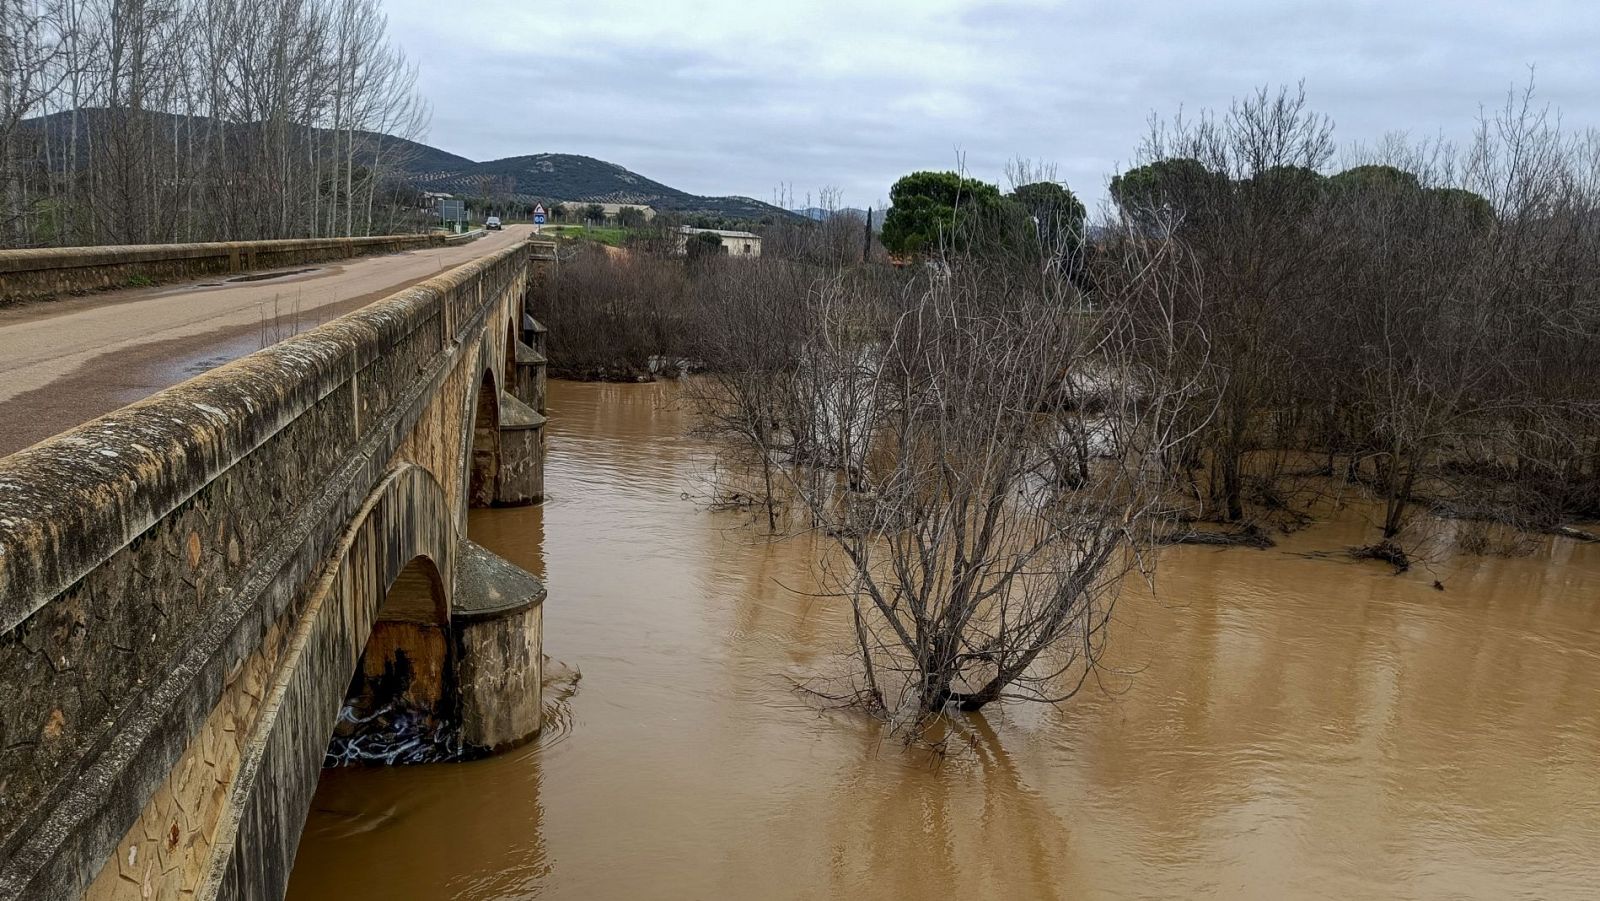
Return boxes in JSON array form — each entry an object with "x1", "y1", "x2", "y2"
[
  {"x1": 21, "y1": 111, "x2": 790, "y2": 222},
  {"x1": 794, "y1": 206, "x2": 886, "y2": 232},
  {"x1": 21, "y1": 109, "x2": 476, "y2": 174},
  {"x1": 405, "y1": 152, "x2": 788, "y2": 221},
  {"x1": 375, "y1": 133, "x2": 475, "y2": 172}
]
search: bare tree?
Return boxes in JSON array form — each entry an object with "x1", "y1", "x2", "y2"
[
  {"x1": 681, "y1": 258, "x2": 817, "y2": 528},
  {"x1": 1, "y1": 0, "x2": 429, "y2": 248},
  {"x1": 1108, "y1": 81, "x2": 1600, "y2": 562},
  {"x1": 683, "y1": 225, "x2": 1209, "y2": 730},
  {"x1": 1118, "y1": 84, "x2": 1337, "y2": 525},
  {"x1": 0, "y1": 0, "x2": 68, "y2": 244}
]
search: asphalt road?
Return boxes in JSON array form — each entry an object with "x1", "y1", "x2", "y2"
[{"x1": 0, "y1": 225, "x2": 534, "y2": 457}]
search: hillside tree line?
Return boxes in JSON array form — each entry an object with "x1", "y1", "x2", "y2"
[
  {"x1": 1101, "y1": 85, "x2": 1600, "y2": 561},
  {"x1": 0, "y1": 0, "x2": 429, "y2": 248}
]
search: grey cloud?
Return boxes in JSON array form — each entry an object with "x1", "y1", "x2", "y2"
[{"x1": 389, "y1": 0, "x2": 1600, "y2": 211}]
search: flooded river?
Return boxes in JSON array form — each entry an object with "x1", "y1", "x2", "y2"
[{"x1": 287, "y1": 379, "x2": 1600, "y2": 900}]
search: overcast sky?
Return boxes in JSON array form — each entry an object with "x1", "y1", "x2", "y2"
[{"x1": 384, "y1": 0, "x2": 1599, "y2": 211}]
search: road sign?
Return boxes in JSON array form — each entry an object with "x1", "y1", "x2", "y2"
[{"x1": 532, "y1": 203, "x2": 547, "y2": 226}]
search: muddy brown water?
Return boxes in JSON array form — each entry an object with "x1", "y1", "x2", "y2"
[{"x1": 286, "y1": 379, "x2": 1600, "y2": 900}]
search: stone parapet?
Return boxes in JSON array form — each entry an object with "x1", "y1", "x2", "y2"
[{"x1": 0, "y1": 233, "x2": 473, "y2": 305}]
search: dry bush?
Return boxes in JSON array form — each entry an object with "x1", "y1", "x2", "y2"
[
  {"x1": 1453, "y1": 519, "x2": 1538, "y2": 558},
  {"x1": 762, "y1": 186, "x2": 885, "y2": 266},
  {"x1": 682, "y1": 218, "x2": 1210, "y2": 731},
  {"x1": 537, "y1": 245, "x2": 693, "y2": 380}
]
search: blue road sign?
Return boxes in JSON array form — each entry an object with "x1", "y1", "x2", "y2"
[{"x1": 533, "y1": 203, "x2": 547, "y2": 225}]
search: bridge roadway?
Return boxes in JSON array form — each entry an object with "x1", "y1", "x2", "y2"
[{"x1": 0, "y1": 224, "x2": 535, "y2": 457}]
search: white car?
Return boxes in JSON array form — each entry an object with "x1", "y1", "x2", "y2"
[{"x1": 485, "y1": 216, "x2": 502, "y2": 231}]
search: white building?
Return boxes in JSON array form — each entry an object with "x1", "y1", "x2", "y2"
[{"x1": 675, "y1": 226, "x2": 762, "y2": 258}]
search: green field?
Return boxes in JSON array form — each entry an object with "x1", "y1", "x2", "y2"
[{"x1": 543, "y1": 224, "x2": 633, "y2": 247}]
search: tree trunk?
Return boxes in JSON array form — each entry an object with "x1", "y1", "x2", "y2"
[{"x1": 1382, "y1": 459, "x2": 1418, "y2": 540}]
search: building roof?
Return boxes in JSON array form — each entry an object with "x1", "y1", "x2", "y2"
[{"x1": 679, "y1": 226, "x2": 760, "y2": 239}]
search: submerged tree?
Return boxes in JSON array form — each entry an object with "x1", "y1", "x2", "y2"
[
  {"x1": 681, "y1": 259, "x2": 814, "y2": 529},
  {"x1": 739, "y1": 238, "x2": 1212, "y2": 729}
]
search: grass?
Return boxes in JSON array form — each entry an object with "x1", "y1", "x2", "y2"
[{"x1": 545, "y1": 224, "x2": 633, "y2": 247}]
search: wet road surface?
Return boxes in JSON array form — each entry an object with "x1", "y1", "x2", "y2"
[{"x1": 0, "y1": 225, "x2": 534, "y2": 456}]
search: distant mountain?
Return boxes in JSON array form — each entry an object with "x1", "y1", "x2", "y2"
[
  {"x1": 21, "y1": 110, "x2": 791, "y2": 222},
  {"x1": 21, "y1": 109, "x2": 474, "y2": 173},
  {"x1": 377, "y1": 134, "x2": 475, "y2": 172},
  {"x1": 404, "y1": 151, "x2": 791, "y2": 221},
  {"x1": 794, "y1": 206, "x2": 886, "y2": 232}
]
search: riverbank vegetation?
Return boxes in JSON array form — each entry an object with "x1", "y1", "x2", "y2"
[
  {"x1": 548, "y1": 224, "x2": 633, "y2": 247},
  {"x1": 1107, "y1": 85, "x2": 1600, "y2": 567},
  {"x1": 686, "y1": 245, "x2": 1204, "y2": 724},
  {"x1": 540, "y1": 83, "x2": 1600, "y2": 550},
  {"x1": 530, "y1": 83, "x2": 1600, "y2": 729}
]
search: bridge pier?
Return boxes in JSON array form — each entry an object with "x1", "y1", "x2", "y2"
[
  {"x1": 454, "y1": 541, "x2": 546, "y2": 752},
  {"x1": 494, "y1": 392, "x2": 546, "y2": 506},
  {"x1": 514, "y1": 340, "x2": 548, "y2": 415},
  {"x1": 328, "y1": 539, "x2": 546, "y2": 763}
]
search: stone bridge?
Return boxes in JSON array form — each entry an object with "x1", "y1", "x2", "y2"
[{"x1": 0, "y1": 238, "x2": 555, "y2": 899}]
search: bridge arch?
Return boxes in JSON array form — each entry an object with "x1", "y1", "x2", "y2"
[
  {"x1": 385, "y1": 554, "x2": 450, "y2": 622},
  {"x1": 504, "y1": 316, "x2": 519, "y2": 389},
  {"x1": 329, "y1": 552, "x2": 458, "y2": 766},
  {"x1": 207, "y1": 462, "x2": 459, "y2": 898},
  {"x1": 468, "y1": 368, "x2": 502, "y2": 509},
  {"x1": 460, "y1": 314, "x2": 545, "y2": 511}
]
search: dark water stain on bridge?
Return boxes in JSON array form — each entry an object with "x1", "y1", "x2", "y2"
[{"x1": 286, "y1": 379, "x2": 1600, "y2": 900}]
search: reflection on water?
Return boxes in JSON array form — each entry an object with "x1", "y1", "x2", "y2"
[{"x1": 287, "y1": 380, "x2": 1600, "y2": 900}]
